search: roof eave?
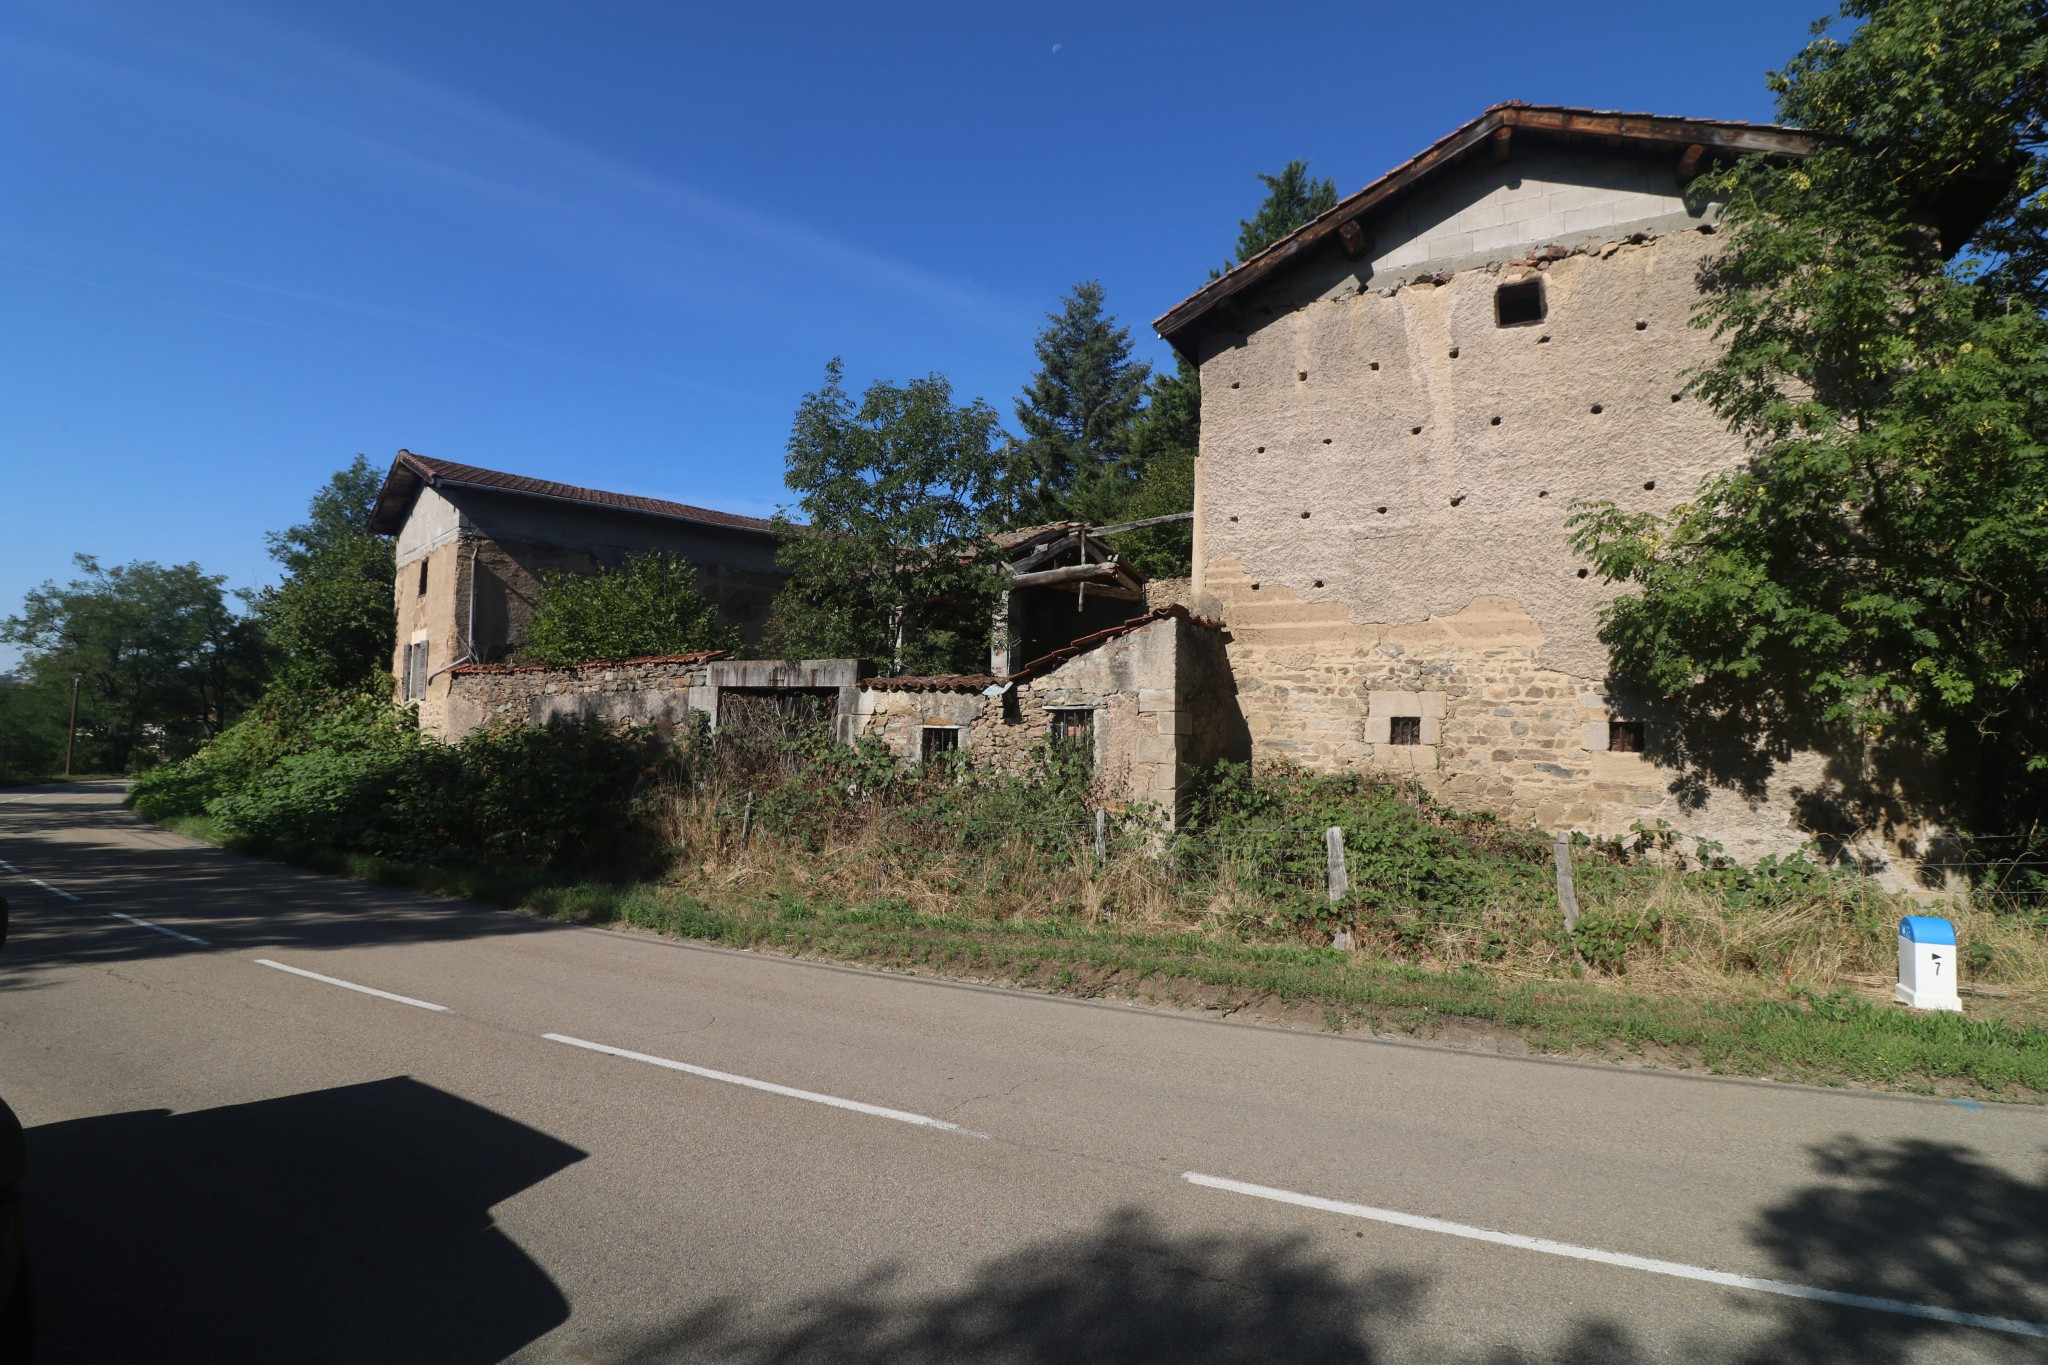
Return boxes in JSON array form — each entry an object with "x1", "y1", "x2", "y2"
[{"x1": 1152, "y1": 104, "x2": 1824, "y2": 358}]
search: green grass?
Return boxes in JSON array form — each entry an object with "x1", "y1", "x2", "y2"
[{"x1": 159, "y1": 817, "x2": 2048, "y2": 1100}]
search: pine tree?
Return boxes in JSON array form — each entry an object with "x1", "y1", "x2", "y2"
[
  {"x1": 1232, "y1": 160, "x2": 1339, "y2": 265},
  {"x1": 1013, "y1": 281, "x2": 1149, "y2": 523}
]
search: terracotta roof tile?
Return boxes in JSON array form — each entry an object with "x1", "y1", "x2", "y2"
[{"x1": 860, "y1": 605, "x2": 1226, "y2": 693}]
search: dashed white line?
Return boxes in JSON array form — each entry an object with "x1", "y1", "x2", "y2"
[
  {"x1": 108, "y1": 911, "x2": 210, "y2": 946},
  {"x1": 544, "y1": 1032, "x2": 973, "y2": 1133},
  {"x1": 255, "y1": 959, "x2": 449, "y2": 1012},
  {"x1": 0, "y1": 859, "x2": 19, "y2": 872},
  {"x1": 1183, "y1": 1172, "x2": 2048, "y2": 1339},
  {"x1": 28, "y1": 879, "x2": 78, "y2": 903}
]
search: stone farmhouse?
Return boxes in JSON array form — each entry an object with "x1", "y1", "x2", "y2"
[
  {"x1": 1153, "y1": 103, "x2": 1855, "y2": 863},
  {"x1": 383, "y1": 103, "x2": 1984, "y2": 867},
  {"x1": 366, "y1": 451, "x2": 785, "y2": 735}
]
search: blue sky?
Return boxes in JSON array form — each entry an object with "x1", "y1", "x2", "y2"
[{"x1": 1, "y1": 0, "x2": 1825, "y2": 661}]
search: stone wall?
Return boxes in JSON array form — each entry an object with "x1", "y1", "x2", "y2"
[
  {"x1": 442, "y1": 655, "x2": 722, "y2": 741},
  {"x1": 855, "y1": 612, "x2": 1246, "y2": 827}
]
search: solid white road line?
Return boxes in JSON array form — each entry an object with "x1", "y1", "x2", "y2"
[
  {"x1": 254, "y1": 959, "x2": 449, "y2": 1012},
  {"x1": 1184, "y1": 1172, "x2": 2048, "y2": 1339},
  {"x1": 108, "y1": 911, "x2": 210, "y2": 946},
  {"x1": 544, "y1": 1032, "x2": 971, "y2": 1133},
  {"x1": 28, "y1": 879, "x2": 78, "y2": 903}
]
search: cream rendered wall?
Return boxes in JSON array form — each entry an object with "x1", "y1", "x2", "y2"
[{"x1": 1190, "y1": 153, "x2": 1872, "y2": 867}]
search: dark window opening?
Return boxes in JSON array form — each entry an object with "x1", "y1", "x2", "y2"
[
  {"x1": 921, "y1": 726, "x2": 959, "y2": 762},
  {"x1": 1388, "y1": 716, "x2": 1422, "y2": 746},
  {"x1": 1608, "y1": 721, "x2": 1645, "y2": 753},
  {"x1": 1496, "y1": 279, "x2": 1545, "y2": 326},
  {"x1": 417, "y1": 560, "x2": 429, "y2": 597},
  {"x1": 1049, "y1": 709, "x2": 1094, "y2": 769}
]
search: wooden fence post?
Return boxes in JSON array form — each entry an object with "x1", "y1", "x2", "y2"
[
  {"x1": 1553, "y1": 832, "x2": 1579, "y2": 933},
  {"x1": 739, "y1": 791, "x2": 754, "y2": 848},
  {"x1": 1326, "y1": 826, "x2": 1348, "y2": 904},
  {"x1": 1094, "y1": 809, "x2": 1108, "y2": 863}
]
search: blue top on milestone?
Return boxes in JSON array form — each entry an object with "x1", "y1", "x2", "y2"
[{"x1": 1899, "y1": 916, "x2": 1957, "y2": 945}]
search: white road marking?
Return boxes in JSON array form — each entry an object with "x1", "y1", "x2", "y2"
[
  {"x1": 1183, "y1": 1172, "x2": 2048, "y2": 1339},
  {"x1": 544, "y1": 1032, "x2": 972, "y2": 1133},
  {"x1": 255, "y1": 959, "x2": 449, "y2": 1012},
  {"x1": 28, "y1": 879, "x2": 78, "y2": 903},
  {"x1": 108, "y1": 911, "x2": 210, "y2": 946},
  {"x1": 0, "y1": 859, "x2": 18, "y2": 872}
]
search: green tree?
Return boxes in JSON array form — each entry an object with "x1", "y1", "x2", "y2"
[
  {"x1": 1015, "y1": 281, "x2": 1150, "y2": 522},
  {"x1": 1233, "y1": 159, "x2": 1339, "y2": 264},
  {"x1": 767, "y1": 360, "x2": 1011, "y2": 675},
  {"x1": 1, "y1": 556, "x2": 264, "y2": 771},
  {"x1": 255, "y1": 456, "x2": 396, "y2": 693},
  {"x1": 1099, "y1": 355, "x2": 1200, "y2": 578},
  {"x1": 522, "y1": 553, "x2": 741, "y2": 665},
  {"x1": 1567, "y1": 0, "x2": 2048, "y2": 828}
]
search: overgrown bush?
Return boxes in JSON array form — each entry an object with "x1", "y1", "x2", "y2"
[{"x1": 130, "y1": 689, "x2": 659, "y2": 877}]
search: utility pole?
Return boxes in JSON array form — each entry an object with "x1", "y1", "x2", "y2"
[{"x1": 62, "y1": 674, "x2": 80, "y2": 778}]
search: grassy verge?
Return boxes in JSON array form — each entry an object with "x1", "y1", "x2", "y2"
[{"x1": 158, "y1": 815, "x2": 2048, "y2": 1101}]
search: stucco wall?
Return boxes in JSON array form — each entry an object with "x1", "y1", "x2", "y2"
[{"x1": 1188, "y1": 159, "x2": 1886, "y2": 867}]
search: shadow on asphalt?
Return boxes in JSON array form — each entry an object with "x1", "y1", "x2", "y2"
[
  {"x1": 603, "y1": 1137, "x2": 2048, "y2": 1364},
  {"x1": 0, "y1": 783, "x2": 564, "y2": 981},
  {"x1": 25, "y1": 1076, "x2": 585, "y2": 1364}
]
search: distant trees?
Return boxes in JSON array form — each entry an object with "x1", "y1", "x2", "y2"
[
  {"x1": 523, "y1": 553, "x2": 740, "y2": 665},
  {"x1": 253, "y1": 456, "x2": 395, "y2": 694},
  {"x1": 766, "y1": 359, "x2": 1014, "y2": 675},
  {"x1": 0, "y1": 556, "x2": 264, "y2": 774}
]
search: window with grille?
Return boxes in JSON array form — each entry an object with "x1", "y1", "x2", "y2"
[
  {"x1": 921, "y1": 726, "x2": 959, "y2": 762},
  {"x1": 1387, "y1": 716, "x2": 1422, "y2": 746},
  {"x1": 1049, "y1": 709, "x2": 1094, "y2": 769},
  {"x1": 1608, "y1": 720, "x2": 1645, "y2": 753}
]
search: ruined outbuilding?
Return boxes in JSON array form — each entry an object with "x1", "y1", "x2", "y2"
[{"x1": 367, "y1": 451, "x2": 784, "y2": 734}]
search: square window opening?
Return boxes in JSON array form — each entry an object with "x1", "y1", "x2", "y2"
[
  {"x1": 1608, "y1": 720, "x2": 1645, "y2": 753},
  {"x1": 1048, "y1": 708, "x2": 1095, "y2": 770},
  {"x1": 920, "y1": 726, "x2": 959, "y2": 762},
  {"x1": 1388, "y1": 715, "x2": 1422, "y2": 746},
  {"x1": 1495, "y1": 279, "x2": 1545, "y2": 327}
]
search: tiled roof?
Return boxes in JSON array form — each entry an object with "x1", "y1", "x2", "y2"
[
  {"x1": 367, "y1": 450, "x2": 781, "y2": 536},
  {"x1": 858, "y1": 673, "x2": 1000, "y2": 693},
  {"x1": 861, "y1": 605, "x2": 1225, "y2": 693},
  {"x1": 448, "y1": 650, "x2": 728, "y2": 675},
  {"x1": 1154, "y1": 102, "x2": 1822, "y2": 354}
]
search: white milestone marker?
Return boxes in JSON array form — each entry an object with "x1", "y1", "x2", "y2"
[{"x1": 1895, "y1": 916, "x2": 1963, "y2": 1012}]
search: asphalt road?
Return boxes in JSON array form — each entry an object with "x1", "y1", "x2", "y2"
[{"x1": 0, "y1": 782, "x2": 2043, "y2": 1364}]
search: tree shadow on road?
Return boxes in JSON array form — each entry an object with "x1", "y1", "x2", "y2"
[
  {"x1": 601, "y1": 1134, "x2": 2048, "y2": 1364},
  {"x1": 611, "y1": 1206, "x2": 1426, "y2": 1364},
  {"x1": 25, "y1": 1075, "x2": 584, "y2": 1364},
  {"x1": 0, "y1": 783, "x2": 570, "y2": 981}
]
